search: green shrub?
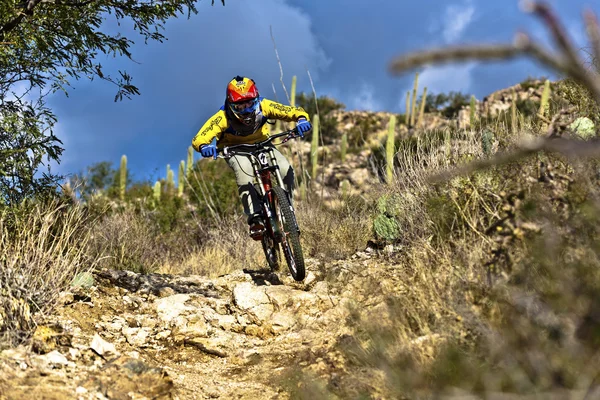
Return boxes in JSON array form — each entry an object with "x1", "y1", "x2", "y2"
[
  {"x1": 372, "y1": 194, "x2": 402, "y2": 242},
  {"x1": 185, "y1": 158, "x2": 240, "y2": 220},
  {"x1": 347, "y1": 113, "x2": 380, "y2": 149},
  {"x1": 425, "y1": 91, "x2": 472, "y2": 118},
  {"x1": 519, "y1": 76, "x2": 546, "y2": 91},
  {"x1": 295, "y1": 92, "x2": 345, "y2": 144},
  {"x1": 554, "y1": 78, "x2": 600, "y2": 125},
  {"x1": 516, "y1": 98, "x2": 540, "y2": 117}
]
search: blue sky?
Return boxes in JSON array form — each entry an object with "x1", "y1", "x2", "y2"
[{"x1": 43, "y1": 0, "x2": 598, "y2": 183}]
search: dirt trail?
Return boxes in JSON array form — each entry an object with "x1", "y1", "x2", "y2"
[{"x1": 0, "y1": 252, "x2": 384, "y2": 400}]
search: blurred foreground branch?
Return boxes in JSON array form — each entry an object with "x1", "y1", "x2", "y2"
[
  {"x1": 390, "y1": 1, "x2": 600, "y2": 103},
  {"x1": 430, "y1": 135, "x2": 600, "y2": 183},
  {"x1": 389, "y1": 1, "x2": 600, "y2": 181}
]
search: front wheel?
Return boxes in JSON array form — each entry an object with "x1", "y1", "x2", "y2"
[
  {"x1": 261, "y1": 234, "x2": 280, "y2": 272},
  {"x1": 270, "y1": 186, "x2": 305, "y2": 281}
]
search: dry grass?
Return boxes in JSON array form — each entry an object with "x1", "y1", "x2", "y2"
[
  {"x1": 296, "y1": 193, "x2": 374, "y2": 260},
  {"x1": 159, "y1": 214, "x2": 265, "y2": 277},
  {"x1": 86, "y1": 209, "x2": 165, "y2": 273},
  {"x1": 0, "y1": 200, "x2": 95, "y2": 346},
  {"x1": 288, "y1": 107, "x2": 600, "y2": 398}
]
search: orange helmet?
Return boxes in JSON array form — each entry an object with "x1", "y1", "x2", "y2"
[{"x1": 226, "y1": 76, "x2": 260, "y2": 125}]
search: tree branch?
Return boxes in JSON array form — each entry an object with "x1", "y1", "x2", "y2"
[
  {"x1": 429, "y1": 135, "x2": 600, "y2": 184},
  {"x1": 584, "y1": 8, "x2": 600, "y2": 72},
  {"x1": 389, "y1": 9, "x2": 600, "y2": 104},
  {"x1": 386, "y1": 1, "x2": 600, "y2": 184},
  {"x1": 0, "y1": 0, "x2": 44, "y2": 37},
  {"x1": 39, "y1": 0, "x2": 97, "y2": 6}
]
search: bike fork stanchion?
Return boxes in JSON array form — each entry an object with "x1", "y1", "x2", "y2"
[{"x1": 262, "y1": 193, "x2": 281, "y2": 240}]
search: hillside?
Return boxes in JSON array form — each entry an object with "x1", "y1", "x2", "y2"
[{"x1": 2, "y1": 77, "x2": 600, "y2": 399}]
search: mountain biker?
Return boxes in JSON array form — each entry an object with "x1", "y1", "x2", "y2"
[{"x1": 192, "y1": 75, "x2": 312, "y2": 240}]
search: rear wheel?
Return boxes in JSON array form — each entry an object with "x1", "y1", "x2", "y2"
[{"x1": 270, "y1": 186, "x2": 305, "y2": 281}]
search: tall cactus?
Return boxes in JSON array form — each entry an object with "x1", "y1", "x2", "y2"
[
  {"x1": 186, "y1": 146, "x2": 194, "y2": 177},
  {"x1": 119, "y1": 154, "x2": 127, "y2": 201},
  {"x1": 341, "y1": 179, "x2": 350, "y2": 198},
  {"x1": 444, "y1": 129, "x2": 451, "y2": 164},
  {"x1": 538, "y1": 79, "x2": 551, "y2": 119},
  {"x1": 284, "y1": 75, "x2": 297, "y2": 135},
  {"x1": 469, "y1": 95, "x2": 477, "y2": 127},
  {"x1": 311, "y1": 114, "x2": 320, "y2": 180},
  {"x1": 153, "y1": 181, "x2": 161, "y2": 205},
  {"x1": 410, "y1": 72, "x2": 419, "y2": 127},
  {"x1": 511, "y1": 88, "x2": 518, "y2": 134},
  {"x1": 340, "y1": 132, "x2": 348, "y2": 163},
  {"x1": 386, "y1": 115, "x2": 396, "y2": 184},
  {"x1": 416, "y1": 87, "x2": 428, "y2": 128},
  {"x1": 166, "y1": 164, "x2": 174, "y2": 194},
  {"x1": 300, "y1": 180, "x2": 307, "y2": 201},
  {"x1": 482, "y1": 129, "x2": 493, "y2": 156},
  {"x1": 290, "y1": 75, "x2": 297, "y2": 107},
  {"x1": 405, "y1": 91, "x2": 411, "y2": 125},
  {"x1": 178, "y1": 160, "x2": 185, "y2": 196}
]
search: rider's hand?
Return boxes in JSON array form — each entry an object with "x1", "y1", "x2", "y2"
[
  {"x1": 296, "y1": 117, "x2": 311, "y2": 138},
  {"x1": 200, "y1": 143, "x2": 217, "y2": 159}
]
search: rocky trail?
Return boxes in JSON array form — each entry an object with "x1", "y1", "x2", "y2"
[{"x1": 0, "y1": 249, "x2": 403, "y2": 400}]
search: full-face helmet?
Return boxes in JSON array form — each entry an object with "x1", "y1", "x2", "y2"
[{"x1": 226, "y1": 76, "x2": 260, "y2": 126}]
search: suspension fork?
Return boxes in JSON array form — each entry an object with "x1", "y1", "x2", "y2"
[
  {"x1": 252, "y1": 154, "x2": 281, "y2": 239},
  {"x1": 266, "y1": 147, "x2": 301, "y2": 234}
]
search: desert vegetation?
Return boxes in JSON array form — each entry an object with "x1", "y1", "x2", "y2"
[{"x1": 2, "y1": 0, "x2": 600, "y2": 399}]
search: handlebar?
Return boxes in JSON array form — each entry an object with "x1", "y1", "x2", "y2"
[{"x1": 216, "y1": 128, "x2": 300, "y2": 159}]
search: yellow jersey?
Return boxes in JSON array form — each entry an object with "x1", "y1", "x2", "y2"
[{"x1": 192, "y1": 98, "x2": 310, "y2": 150}]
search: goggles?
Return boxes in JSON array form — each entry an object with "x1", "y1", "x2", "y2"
[{"x1": 231, "y1": 98, "x2": 258, "y2": 114}]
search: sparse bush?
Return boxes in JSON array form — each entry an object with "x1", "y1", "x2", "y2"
[
  {"x1": 425, "y1": 91, "x2": 472, "y2": 118},
  {"x1": 516, "y1": 98, "x2": 541, "y2": 117},
  {"x1": 86, "y1": 209, "x2": 164, "y2": 273},
  {"x1": 554, "y1": 78, "x2": 600, "y2": 125},
  {"x1": 185, "y1": 158, "x2": 240, "y2": 220},
  {"x1": 297, "y1": 194, "x2": 373, "y2": 260},
  {"x1": 295, "y1": 92, "x2": 345, "y2": 144},
  {"x1": 0, "y1": 200, "x2": 95, "y2": 346},
  {"x1": 160, "y1": 214, "x2": 264, "y2": 276},
  {"x1": 346, "y1": 113, "x2": 381, "y2": 149},
  {"x1": 519, "y1": 76, "x2": 546, "y2": 91}
]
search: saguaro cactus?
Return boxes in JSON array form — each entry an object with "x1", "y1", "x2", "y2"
[
  {"x1": 405, "y1": 91, "x2": 411, "y2": 125},
  {"x1": 386, "y1": 115, "x2": 396, "y2": 184},
  {"x1": 538, "y1": 79, "x2": 551, "y2": 119},
  {"x1": 300, "y1": 180, "x2": 307, "y2": 201},
  {"x1": 417, "y1": 87, "x2": 428, "y2": 128},
  {"x1": 166, "y1": 164, "x2": 174, "y2": 194},
  {"x1": 341, "y1": 179, "x2": 350, "y2": 198},
  {"x1": 340, "y1": 132, "x2": 348, "y2": 163},
  {"x1": 311, "y1": 114, "x2": 320, "y2": 180},
  {"x1": 511, "y1": 88, "x2": 518, "y2": 134},
  {"x1": 178, "y1": 160, "x2": 185, "y2": 196},
  {"x1": 119, "y1": 155, "x2": 127, "y2": 201},
  {"x1": 482, "y1": 129, "x2": 493, "y2": 156},
  {"x1": 290, "y1": 75, "x2": 297, "y2": 107},
  {"x1": 153, "y1": 181, "x2": 161, "y2": 204},
  {"x1": 469, "y1": 95, "x2": 477, "y2": 127},
  {"x1": 410, "y1": 72, "x2": 419, "y2": 127},
  {"x1": 186, "y1": 146, "x2": 194, "y2": 177}
]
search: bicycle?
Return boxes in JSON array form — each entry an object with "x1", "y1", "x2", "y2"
[{"x1": 216, "y1": 128, "x2": 306, "y2": 281}]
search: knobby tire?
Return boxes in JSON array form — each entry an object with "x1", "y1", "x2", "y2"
[{"x1": 270, "y1": 186, "x2": 305, "y2": 281}]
